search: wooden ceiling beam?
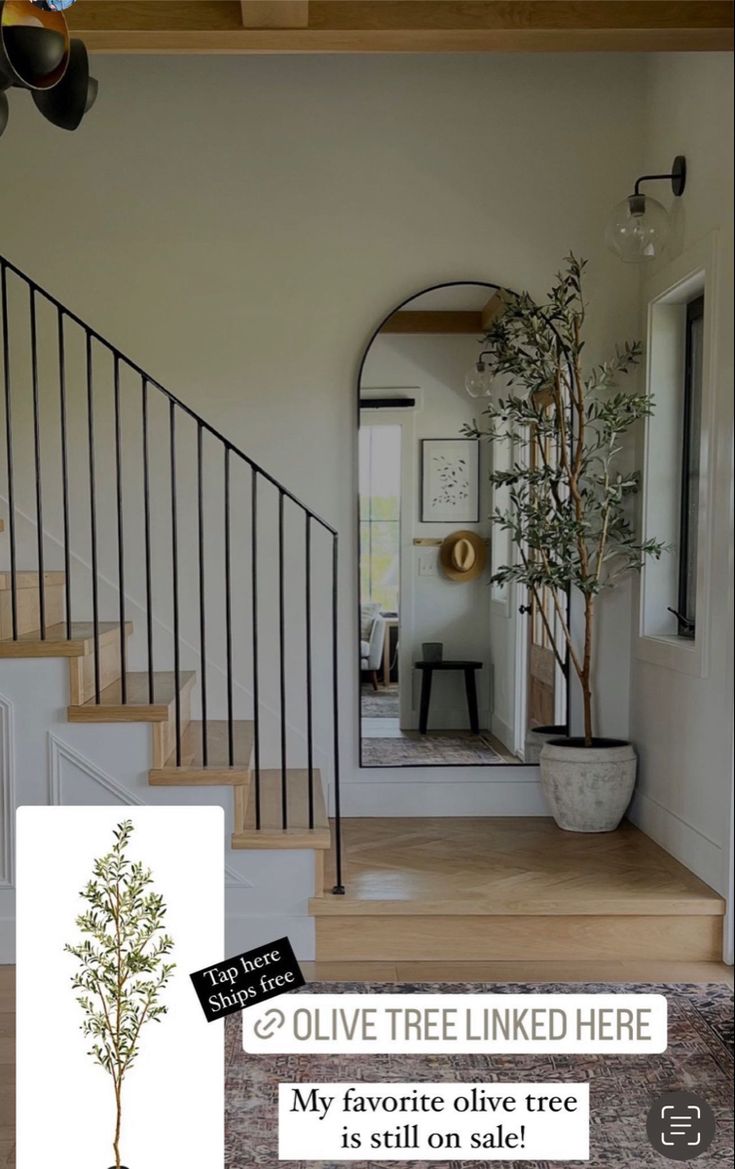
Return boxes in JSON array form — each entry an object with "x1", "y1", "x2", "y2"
[
  {"x1": 67, "y1": 2, "x2": 734, "y2": 53},
  {"x1": 382, "y1": 311, "x2": 484, "y2": 336},
  {"x1": 480, "y1": 291, "x2": 508, "y2": 332}
]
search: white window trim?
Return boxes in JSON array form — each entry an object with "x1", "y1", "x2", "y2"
[{"x1": 634, "y1": 232, "x2": 719, "y2": 678}]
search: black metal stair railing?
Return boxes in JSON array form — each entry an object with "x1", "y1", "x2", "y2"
[{"x1": 0, "y1": 254, "x2": 344, "y2": 893}]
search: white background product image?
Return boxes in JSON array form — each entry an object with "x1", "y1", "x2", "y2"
[{"x1": 16, "y1": 806, "x2": 224, "y2": 1169}]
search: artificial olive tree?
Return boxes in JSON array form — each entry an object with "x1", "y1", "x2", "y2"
[
  {"x1": 464, "y1": 255, "x2": 666, "y2": 745},
  {"x1": 65, "y1": 820, "x2": 175, "y2": 1169}
]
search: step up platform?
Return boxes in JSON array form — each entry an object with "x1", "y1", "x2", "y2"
[{"x1": 310, "y1": 818, "x2": 725, "y2": 962}]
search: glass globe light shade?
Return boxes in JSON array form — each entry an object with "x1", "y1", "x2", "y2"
[
  {"x1": 465, "y1": 360, "x2": 495, "y2": 399},
  {"x1": 605, "y1": 193, "x2": 671, "y2": 263}
]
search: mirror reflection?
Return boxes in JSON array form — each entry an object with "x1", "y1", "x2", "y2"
[{"x1": 358, "y1": 283, "x2": 568, "y2": 767}]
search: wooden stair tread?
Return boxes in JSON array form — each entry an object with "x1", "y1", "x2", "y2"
[
  {"x1": 68, "y1": 670, "x2": 196, "y2": 722},
  {"x1": 232, "y1": 768, "x2": 330, "y2": 849},
  {"x1": 0, "y1": 570, "x2": 65, "y2": 590},
  {"x1": 149, "y1": 720, "x2": 254, "y2": 784},
  {"x1": 0, "y1": 621, "x2": 132, "y2": 658}
]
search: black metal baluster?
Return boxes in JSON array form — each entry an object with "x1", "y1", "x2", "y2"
[
  {"x1": 57, "y1": 311, "x2": 72, "y2": 639},
  {"x1": 331, "y1": 533, "x2": 344, "y2": 893},
  {"x1": 86, "y1": 333, "x2": 101, "y2": 701},
  {"x1": 1, "y1": 264, "x2": 18, "y2": 641},
  {"x1": 251, "y1": 468, "x2": 261, "y2": 828},
  {"x1": 170, "y1": 402, "x2": 181, "y2": 764},
  {"x1": 278, "y1": 489, "x2": 288, "y2": 829},
  {"x1": 113, "y1": 357, "x2": 127, "y2": 702},
  {"x1": 224, "y1": 447, "x2": 234, "y2": 767},
  {"x1": 142, "y1": 377, "x2": 154, "y2": 703},
  {"x1": 197, "y1": 423, "x2": 208, "y2": 765},
  {"x1": 305, "y1": 513, "x2": 314, "y2": 828},
  {"x1": 30, "y1": 290, "x2": 46, "y2": 638}
]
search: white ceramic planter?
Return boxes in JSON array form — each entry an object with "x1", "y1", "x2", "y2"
[{"x1": 539, "y1": 739, "x2": 637, "y2": 833}]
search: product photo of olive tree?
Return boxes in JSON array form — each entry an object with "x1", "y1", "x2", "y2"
[
  {"x1": 464, "y1": 254, "x2": 667, "y2": 833},
  {"x1": 65, "y1": 819, "x2": 175, "y2": 1169}
]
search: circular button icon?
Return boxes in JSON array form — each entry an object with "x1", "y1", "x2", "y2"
[{"x1": 646, "y1": 1091, "x2": 716, "y2": 1161}]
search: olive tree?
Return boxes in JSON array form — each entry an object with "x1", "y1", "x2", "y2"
[
  {"x1": 65, "y1": 819, "x2": 175, "y2": 1169},
  {"x1": 464, "y1": 255, "x2": 666, "y2": 744}
]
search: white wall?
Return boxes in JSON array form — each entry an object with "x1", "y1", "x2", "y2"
[
  {"x1": 628, "y1": 53, "x2": 734, "y2": 903},
  {"x1": 0, "y1": 52, "x2": 647, "y2": 815}
]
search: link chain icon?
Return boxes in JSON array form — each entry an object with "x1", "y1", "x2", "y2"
[{"x1": 646, "y1": 1091, "x2": 716, "y2": 1161}]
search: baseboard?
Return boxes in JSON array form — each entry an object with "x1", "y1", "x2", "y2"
[
  {"x1": 628, "y1": 790, "x2": 725, "y2": 895},
  {"x1": 341, "y1": 778, "x2": 546, "y2": 817}
]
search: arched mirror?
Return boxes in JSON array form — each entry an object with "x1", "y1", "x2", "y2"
[{"x1": 358, "y1": 282, "x2": 569, "y2": 767}]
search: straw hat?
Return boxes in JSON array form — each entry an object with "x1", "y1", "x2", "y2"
[{"x1": 439, "y1": 530, "x2": 487, "y2": 582}]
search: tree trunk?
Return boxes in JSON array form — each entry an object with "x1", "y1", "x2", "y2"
[
  {"x1": 113, "y1": 1081, "x2": 122, "y2": 1169},
  {"x1": 582, "y1": 595, "x2": 594, "y2": 746},
  {"x1": 582, "y1": 675, "x2": 593, "y2": 747}
]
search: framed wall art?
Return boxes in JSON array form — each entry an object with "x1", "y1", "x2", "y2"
[{"x1": 420, "y1": 438, "x2": 480, "y2": 523}]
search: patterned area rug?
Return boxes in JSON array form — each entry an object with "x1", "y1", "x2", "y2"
[
  {"x1": 225, "y1": 982, "x2": 733, "y2": 1168},
  {"x1": 361, "y1": 687, "x2": 400, "y2": 717},
  {"x1": 362, "y1": 735, "x2": 504, "y2": 765}
]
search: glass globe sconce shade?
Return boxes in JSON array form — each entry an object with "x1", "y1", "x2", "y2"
[
  {"x1": 465, "y1": 359, "x2": 496, "y2": 399},
  {"x1": 0, "y1": 90, "x2": 8, "y2": 136},
  {"x1": 605, "y1": 155, "x2": 686, "y2": 264},
  {"x1": 604, "y1": 193, "x2": 671, "y2": 263}
]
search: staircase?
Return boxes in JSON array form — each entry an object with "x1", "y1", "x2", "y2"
[{"x1": 0, "y1": 254, "x2": 342, "y2": 889}]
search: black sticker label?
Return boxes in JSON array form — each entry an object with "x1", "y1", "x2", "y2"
[{"x1": 189, "y1": 936, "x2": 305, "y2": 1022}]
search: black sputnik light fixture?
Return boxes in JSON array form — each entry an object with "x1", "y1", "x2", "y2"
[
  {"x1": 0, "y1": 0, "x2": 97, "y2": 137},
  {"x1": 605, "y1": 155, "x2": 687, "y2": 263}
]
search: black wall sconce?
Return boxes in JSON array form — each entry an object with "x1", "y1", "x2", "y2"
[
  {"x1": 0, "y1": 0, "x2": 97, "y2": 137},
  {"x1": 605, "y1": 155, "x2": 687, "y2": 263}
]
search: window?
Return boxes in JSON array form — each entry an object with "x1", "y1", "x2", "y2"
[
  {"x1": 636, "y1": 235, "x2": 714, "y2": 677},
  {"x1": 359, "y1": 424, "x2": 401, "y2": 614},
  {"x1": 676, "y1": 295, "x2": 704, "y2": 638}
]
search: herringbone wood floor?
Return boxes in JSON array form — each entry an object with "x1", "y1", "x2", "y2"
[{"x1": 321, "y1": 817, "x2": 724, "y2": 913}]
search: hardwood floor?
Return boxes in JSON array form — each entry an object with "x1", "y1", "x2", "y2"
[
  {"x1": 320, "y1": 818, "x2": 724, "y2": 910},
  {"x1": 312, "y1": 817, "x2": 726, "y2": 962}
]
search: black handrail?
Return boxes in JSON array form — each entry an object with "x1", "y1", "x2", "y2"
[{"x1": 0, "y1": 252, "x2": 343, "y2": 893}]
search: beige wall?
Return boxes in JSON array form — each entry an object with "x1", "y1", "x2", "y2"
[{"x1": 1, "y1": 53, "x2": 653, "y2": 806}]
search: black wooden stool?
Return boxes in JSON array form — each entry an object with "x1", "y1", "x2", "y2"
[{"x1": 415, "y1": 660, "x2": 482, "y2": 735}]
